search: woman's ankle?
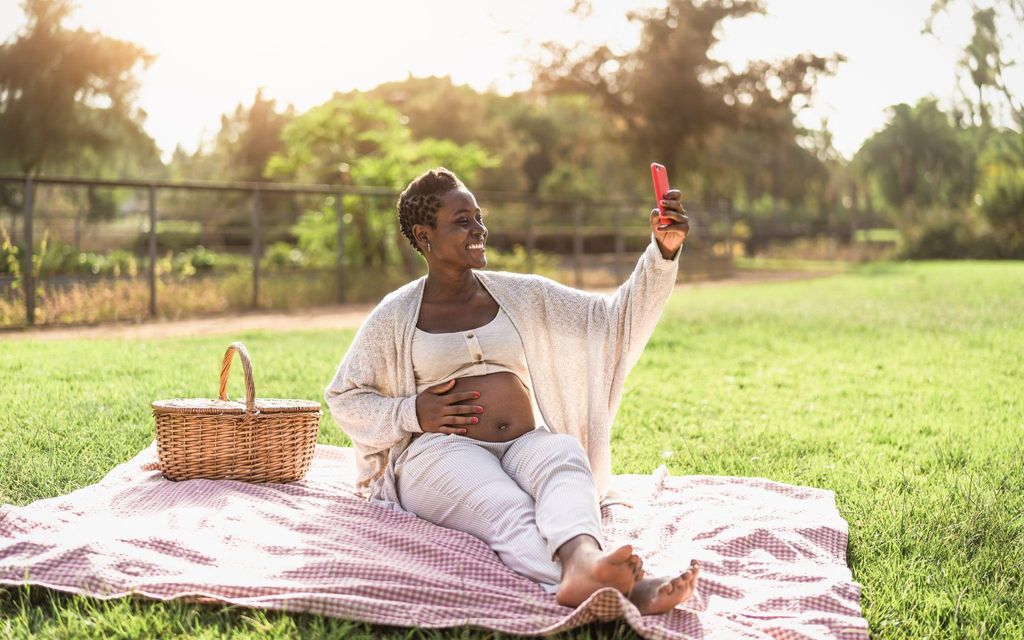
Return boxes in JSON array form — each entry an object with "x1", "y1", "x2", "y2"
[{"x1": 555, "y1": 534, "x2": 601, "y2": 566}]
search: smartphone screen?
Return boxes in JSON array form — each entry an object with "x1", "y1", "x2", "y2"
[{"x1": 650, "y1": 163, "x2": 671, "y2": 225}]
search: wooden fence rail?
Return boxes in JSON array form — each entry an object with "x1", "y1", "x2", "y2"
[{"x1": 0, "y1": 174, "x2": 734, "y2": 328}]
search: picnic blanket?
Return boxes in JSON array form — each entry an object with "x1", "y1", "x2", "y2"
[{"x1": 0, "y1": 443, "x2": 867, "y2": 639}]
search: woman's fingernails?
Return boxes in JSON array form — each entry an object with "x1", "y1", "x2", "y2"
[
  {"x1": 476, "y1": 406, "x2": 484, "y2": 413},
  {"x1": 473, "y1": 392, "x2": 480, "y2": 398},
  {"x1": 471, "y1": 417, "x2": 478, "y2": 424}
]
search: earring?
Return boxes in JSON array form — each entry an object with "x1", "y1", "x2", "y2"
[{"x1": 426, "y1": 242, "x2": 431, "y2": 253}]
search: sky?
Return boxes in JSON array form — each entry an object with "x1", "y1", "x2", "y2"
[{"x1": 1, "y1": 0, "x2": 1018, "y2": 162}]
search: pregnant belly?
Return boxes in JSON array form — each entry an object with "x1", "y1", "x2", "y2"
[{"x1": 448, "y1": 372, "x2": 535, "y2": 442}]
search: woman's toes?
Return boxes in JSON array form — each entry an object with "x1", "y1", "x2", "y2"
[
  {"x1": 660, "y1": 572, "x2": 691, "y2": 596},
  {"x1": 608, "y1": 544, "x2": 634, "y2": 564},
  {"x1": 629, "y1": 555, "x2": 644, "y2": 580}
]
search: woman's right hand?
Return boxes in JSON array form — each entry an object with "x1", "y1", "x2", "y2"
[{"x1": 415, "y1": 379, "x2": 483, "y2": 435}]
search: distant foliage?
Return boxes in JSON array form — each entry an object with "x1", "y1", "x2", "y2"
[
  {"x1": 4, "y1": 0, "x2": 1020, "y2": 263},
  {"x1": 855, "y1": 99, "x2": 1024, "y2": 259},
  {"x1": 265, "y1": 95, "x2": 496, "y2": 273},
  {"x1": 0, "y1": 0, "x2": 160, "y2": 176}
]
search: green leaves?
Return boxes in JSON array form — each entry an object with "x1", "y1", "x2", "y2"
[
  {"x1": 0, "y1": 0, "x2": 157, "y2": 175},
  {"x1": 265, "y1": 94, "x2": 497, "y2": 271}
]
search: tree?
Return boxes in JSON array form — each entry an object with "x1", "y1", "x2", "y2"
[
  {"x1": 362, "y1": 75, "x2": 491, "y2": 147},
  {"x1": 265, "y1": 94, "x2": 496, "y2": 272},
  {"x1": 216, "y1": 89, "x2": 295, "y2": 182},
  {"x1": 360, "y1": 76, "x2": 624, "y2": 195},
  {"x1": 854, "y1": 99, "x2": 974, "y2": 241},
  {"x1": 168, "y1": 90, "x2": 293, "y2": 182},
  {"x1": 927, "y1": 0, "x2": 1024, "y2": 129},
  {"x1": 534, "y1": 0, "x2": 842, "y2": 193},
  {"x1": 975, "y1": 130, "x2": 1024, "y2": 255},
  {"x1": 0, "y1": 0, "x2": 156, "y2": 174}
]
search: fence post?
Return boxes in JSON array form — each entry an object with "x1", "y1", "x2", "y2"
[
  {"x1": 74, "y1": 210, "x2": 82, "y2": 253},
  {"x1": 148, "y1": 184, "x2": 158, "y2": 318},
  {"x1": 614, "y1": 207, "x2": 625, "y2": 283},
  {"x1": 251, "y1": 189, "x2": 261, "y2": 309},
  {"x1": 336, "y1": 192, "x2": 346, "y2": 304},
  {"x1": 23, "y1": 176, "x2": 34, "y2": 326},
  {"x1": 849, "y1": 182, "x2": 860, "y2": 260},
  {"x1": 525, "y1": 197, "x2": 536, "y2": 273},
  {"x1": 8, "y1": 209, "x2": 17, "y2": 246},
  {"x1": 723, "y1": 198, "x2": 733, "y2": 259},
  {"x1": 573, "y1": 205, "x2": 584, "y2": 288}
]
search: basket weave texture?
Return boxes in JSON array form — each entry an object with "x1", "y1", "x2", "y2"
[{"x1": 152, "y1": 342, "x2": 322, "y2": 483}]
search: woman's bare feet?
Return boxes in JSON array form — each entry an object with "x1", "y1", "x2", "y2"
[
  {"x1": 555, "y1": 537, "x2": 642, "y2": 607},
  {"x1": 627, "y1": 559, "x2": 700, "y2": 615}
]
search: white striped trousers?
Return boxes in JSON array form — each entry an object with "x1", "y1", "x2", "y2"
[{"x1": 393, "y1": 428, "x2": 604, "y2": 588}]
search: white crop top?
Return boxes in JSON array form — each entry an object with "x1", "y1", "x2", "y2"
[{"x1": 412, "y1": 307, "x2": 544, "y2": 425}]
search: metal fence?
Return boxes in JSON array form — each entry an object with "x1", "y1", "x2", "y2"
[{"x1": 0, "y1": 174, "x2": 736, "y2": 328}]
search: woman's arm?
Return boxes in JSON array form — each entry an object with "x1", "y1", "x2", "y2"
[
  {"x1": 324, "y1": 319, "x2": 485, "y2": 453},
  {"x1": 324, "y1": 311, "x2": 421, "y2": 457},
  {"x1": 594, "y1": 191, "x2": 689, "y2": 372},
  {"x1": 325, "y1": 362, "x2": 421, "y2": 457}
]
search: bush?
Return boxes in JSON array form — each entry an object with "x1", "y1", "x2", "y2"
[
  {"x1": 978, "y1": 165, "x2": 1024, "y2": 257},
  {"x1": 73, "y1": 250, "x2": 138, "y2": 277},
  {"x1": 1, "y1": 227, "x2": 20, "y2": 276},
  {"x1": 483, "y1": 244, "x2": 561, "y2": 279},
  {"x1": 134, "y1": 220, "x2": 202, "y2": 254},
  {"x1": 261, "y1": 241, "x2": 309, "y2": 270},
  {"x1": 900, "y1": 219, "x2": 1003, "y2": 260},
  {"x1": 167, "y1": 246, "x2": 248, "y2": 277}
]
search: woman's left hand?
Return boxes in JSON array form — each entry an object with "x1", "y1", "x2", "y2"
[{"x1": 650, "y1": 190, "x2": 689, "y2": 260}]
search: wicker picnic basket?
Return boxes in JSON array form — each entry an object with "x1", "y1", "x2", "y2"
[{"x1": 151, "y1": 342, "x2": 322, "y2": 483}]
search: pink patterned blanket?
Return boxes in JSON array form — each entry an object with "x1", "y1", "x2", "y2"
[{"x1": 0, "y1": 444, "x2": 867, "y2": 639}]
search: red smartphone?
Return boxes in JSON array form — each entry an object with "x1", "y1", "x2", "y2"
[{"x1": 650, "y1": 163, "x2": 671, "y2": 225}]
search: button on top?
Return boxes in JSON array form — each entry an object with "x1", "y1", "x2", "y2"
[{"x1": 466, "y1": 333, "x2": 474, "y2": 339}]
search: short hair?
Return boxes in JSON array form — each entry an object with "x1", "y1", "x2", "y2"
[{"x1": 397, "y1": 167, "x2": 465, "y2": 254}]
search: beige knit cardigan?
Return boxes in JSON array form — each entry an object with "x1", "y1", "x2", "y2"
[{"x1": 325, "y1": 239, "x2": 681, "y2": 501}]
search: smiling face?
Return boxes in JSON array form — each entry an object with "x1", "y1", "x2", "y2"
[{"x1": 413, "y1": 188, "x2": 488, "y2": 270}]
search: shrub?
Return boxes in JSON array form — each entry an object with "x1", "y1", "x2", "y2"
[
  {"x1": 900, "y1": 218, "x2": 1003, "y2": 260},
  {"x1": 168, "y1": 246, "x2": 248, "y2": 277},
  {"x1": 484, "y1": 245, "x2": 561, "y2": 279},
  {"x1": 262, "y1": 241, "x2": 309, "y2": 270},
  {"x1": 977, "y1": 165, "x2": 1024, "y2": 257},
  {"x1": 133, "y1": 220, "x2": 203, "y2": 254},
  {"x1": 0, "y1": 227, "x2": 19, "y2": 277}
]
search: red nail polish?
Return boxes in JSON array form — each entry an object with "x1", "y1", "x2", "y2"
[{"x1": 471, "y1": 417, "x2": 478, "y2": 424}]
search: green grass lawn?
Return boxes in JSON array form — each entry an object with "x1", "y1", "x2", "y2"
[{"x1": 1, "y1": 261, "x2": 1022, "y2": 639}]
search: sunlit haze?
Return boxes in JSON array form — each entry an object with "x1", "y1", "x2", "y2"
[{"x1": 2, "y1": 0, "x2": 1017, "y2": 162}]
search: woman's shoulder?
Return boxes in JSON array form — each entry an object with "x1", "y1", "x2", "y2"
[
  {"x1": 477, "y1": 269, "x2": 597, "y2": 303},
  {"x1": 358, "y1": 278, "x2": 424, "y2": 330},
  {"x1": 478, "y1": 269, "x2": 553, "y2": 294}
]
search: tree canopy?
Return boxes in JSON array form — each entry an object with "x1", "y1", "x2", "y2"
[
  {"x1": 0, "y1": 0, "x2": 159, "y2": 175},
  {"x1": 534, "y1": 0, "x2": 842, "y2": 187},
  {"x1": 3, "y1": 0, "x2": 1021, "y2": 259}
]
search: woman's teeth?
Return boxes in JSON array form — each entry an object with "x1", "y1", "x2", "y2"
[{"x1": 468, "y1": 243, "x2": 485, "y2": 250}]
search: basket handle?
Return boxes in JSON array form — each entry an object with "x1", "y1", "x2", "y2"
[{"x1": 218, "y1": 342, "x2": 257, "y2": 413}]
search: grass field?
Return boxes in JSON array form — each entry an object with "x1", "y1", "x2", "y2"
[{"x1": 1, "y1": 261, "x2": 1022, "y2": 639}]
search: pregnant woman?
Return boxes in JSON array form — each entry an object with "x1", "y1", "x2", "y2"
[{"x1": 325, "y1": 168, "x2": 698, "y2": 613}]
